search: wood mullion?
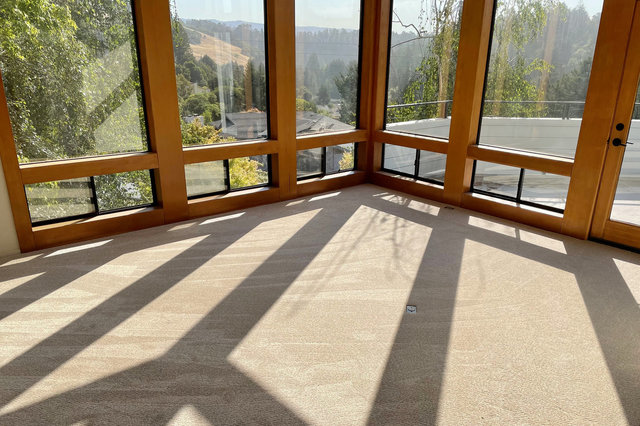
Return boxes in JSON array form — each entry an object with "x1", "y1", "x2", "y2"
[
  {"x1": 134, "y1": 0, "x2": 188, "y2": 223},
  {"x1": 366, "y1": 0, "x2": 392, "y2": 177},
  {"x1": 266, "y1": 0, "x2": 297, "y2": 200},
  {"x1": 188, "y1": 187, "x2": 281, "y2": 219},
  {"x1": 0, "y1": 69, "x2": 36, "y2": 252},
  {"x1": 20, "y1": 152, "x2": 159, "y2": 185},
  {"x1": 444, "y1": 0, "x2": 494, "y2": 205},
  {"x1": 357, "y1": 0, "x2": 378, "y2": 171},
  {"x1": 466, "y1": 145, "x2": 573, "y2": 177},
  {"x1": 460, "y1": 193, "x2": 563, "y2": 234},
  {"x1": 32, "y1": 207, "x2": 164, "y2": 250},
  {"x1": 372, "y1": 130, "x2": 449, "y2": 154},
  {"x1": 370, "y1": 172, "x2": 446, "y2": 203},
  {"x1": 183, "y1": 140, "x2": 279, "y2": 165},
  {"x1": 296, "y1": 130, "x2": 368, "y2": 151}
]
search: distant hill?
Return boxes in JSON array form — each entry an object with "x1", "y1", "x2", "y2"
[
  {"x1": 188, "y1": 29, "x2": 250, "y2": 66},
  {"x1": 206, "y1": 19, "x2": 264, "y2": 31},
  {"x1": 184, "y1": 18, "x2": 356, "y2": 34}
]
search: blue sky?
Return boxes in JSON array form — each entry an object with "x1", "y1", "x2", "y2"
[{"x1": 174, "y1": 0, "x2": 604, "y2": 29}]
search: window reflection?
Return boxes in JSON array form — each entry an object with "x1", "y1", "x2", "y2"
[
  {"x1": 385, "y1": 0, "x2": 464, "y2": 140},
  {"x1": 295, "y1": 0, "x2": 361, "y2": 135},
  {"x1": 171, "y1": 0, "x2": 269, "y2": 146},
  {"x1": 478, "y1": 0, "x2": 604, "y2": 158}
]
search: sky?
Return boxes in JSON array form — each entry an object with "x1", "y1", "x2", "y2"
[
  {"x1": 393, "y1": 0, "x2": 603, "y2": 29},
  {"x1": 174, "y1": 0, "x2": 604, "y2": 30},
  {"x1": 174, "y1": 0, "x2": 361, "y2": 29}
]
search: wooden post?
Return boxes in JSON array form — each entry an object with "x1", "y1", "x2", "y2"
[
  {"x1": 266, "y1": 0, "x2": 297, "y2": 200},
  {"x1": 443, "y1": 0, "x2": 494, "y2": 206},
  {"x1": 366, "y1": 0, "x2": 392, "y2": 177},
  {"x1": 135, "y1": 0, "x2": 189, "y2": 222},
  {"x1": 357, "y1": 0, "x2": 379, "y2": 171},
  {"x1": 0, "y1": 71, "x2": 36, "y2": 252}
]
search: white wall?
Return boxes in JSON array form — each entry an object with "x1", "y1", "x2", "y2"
[{"x1": 0, "y1": 160, "x2": 20, "y2": 257}]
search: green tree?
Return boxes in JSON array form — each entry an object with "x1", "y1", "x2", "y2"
[
  {"x1": 296, "y1": 98, "x2": 318, "y2": 113},
  {"x1": 484, "y1": 0, "x2": 554, "y2": 117},
  {"x1": 181, "y1": 118, "x2": 233, "y2": 147},
  {"x1": 339, "y1": 151, "x2": 354, "y2": 170},
  {"x1": 229, "y1": 157, "x2": 268, "y2": 188},
  {"x1": 317, "y1": 85, "x2": 330, "y2": 106},
  {"x1": 180, "y1": 119, "x2": 266, "y2": 189},
  {"x1": 334, "y1": 62, "x2": 359, "y2": 126}
]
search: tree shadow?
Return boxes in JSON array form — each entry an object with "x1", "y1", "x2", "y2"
[
  {"x1": 0, "y1": 195, "x2": 361, "y2": 424},
  {"x1": 365, "y1": 191, "x2": 640, "y2": 424},
  {"x1": 0, "y1": 185, "x2": 639, "y2": 424}
]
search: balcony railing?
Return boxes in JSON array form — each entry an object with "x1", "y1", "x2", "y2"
[{"x1": 386, "y1": 100, "x2": 640, "y2": 124}]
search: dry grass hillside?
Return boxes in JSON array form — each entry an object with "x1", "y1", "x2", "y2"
[{"x1": 188, "y1": 30, "x2": 249, "y2": 66}]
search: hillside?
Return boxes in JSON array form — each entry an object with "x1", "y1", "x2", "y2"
[{"x1": 187, "y1": 29, "x2": 250, "y2": 66}]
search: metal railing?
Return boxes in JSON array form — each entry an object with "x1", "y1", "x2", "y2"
[{"x1": 386, "y1": 100, "x2": 640, "y2": 123}]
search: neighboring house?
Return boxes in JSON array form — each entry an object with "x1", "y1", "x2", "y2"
[
  {"x1": 183, "y1": 115, "x2": 204, "y2": 124},
  {"x1": 295, "y1": 111, "x2": 353, "y2": 135},
  {"x1": 213, "y1": 112, "x2": 269, "y2": 139}
]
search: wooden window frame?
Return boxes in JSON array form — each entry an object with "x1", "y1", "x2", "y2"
[{"x1": 0, "y1": 0, "x2": 638, "y2": 252}]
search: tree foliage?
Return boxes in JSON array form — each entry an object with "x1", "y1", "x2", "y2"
[
  {"x1": 334, "y1": 62, "x2": 359, "y2": 126},
  {"x1": 388, "y1": 0, "x2": 602, "y2": 122}
]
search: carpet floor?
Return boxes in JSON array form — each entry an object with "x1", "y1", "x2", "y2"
[{"x1": 0, "y1": 184, "x2": 639, "y2": 425}]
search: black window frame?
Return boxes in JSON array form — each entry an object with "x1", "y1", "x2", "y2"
[
  {"x1": 470, "y1": 161, "x2": 566, "y2": 214},
  {"x1": 186, "y1": 155, "x2": 273, "y2": 200},
  {"x1": 26, "y1": 169, "x2": 158, "y2": 226},
  {"x1": 380, "y1": 144, "x2": 445, "y2": 187},
  {"x1": 296, "y1": 144, "x2": 359, "y2": 181}
]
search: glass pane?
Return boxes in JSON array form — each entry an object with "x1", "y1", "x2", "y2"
[
  {"x1": 25, "y1": 179, "x2": 95, "y2": 224},
  {"x1": 479, "y1": 1, "x2": 603, "y2": 158},
  {"x1": 383, "y1": 144, "x2": 416, "y2": 175},
  {"x1": 171, "y1": 0, "x2": 268, "y2": 146},
  {"x1": 473, "y1": 161, "x2": 519, "y2": 198},
  {"x1": 94, "y1": 171, "x2": 154, "y2": 212},
  {"x1": 230, "y1": 155, "x2": 269, "y2": 190},
  {"x1": 185, "y1": 161, "x2": 226, "y2": 197},
  {"x1": 295, "y1": 0, "x2": 361, "y2": 135},
  {"x1": 326, "y1": 144, "x2": 356, "y2": 174},
  {"x1": 418, "y1": 151, "x2": 446, "y2": 183},
  {"x1": 610, "y1": 85, "x2": 640, "y2": 226},
  {"x1": 521, "y1": 170, "x2": 569, "y2": 210},
  {"x1": 385, "y1": 0, "x2": 464, "y2": 139},
  {"x1": 0, "y1": 0, "x2": 148, "y2": 163},
  {"x1": 297, "y1": 148, "x2": 323, "y2": 179}
]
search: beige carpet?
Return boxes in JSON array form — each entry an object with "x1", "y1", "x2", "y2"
[{"x1": 0, "y1": 184, "x2": 639, "y2": 425}]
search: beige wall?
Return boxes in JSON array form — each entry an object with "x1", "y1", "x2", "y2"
[{"x1": 0, "y1": 161, "x2": 20, "y2": 257}]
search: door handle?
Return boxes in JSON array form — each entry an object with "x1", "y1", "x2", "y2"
[{"x1": 612, "y1": 138, "x2": 634, "y2": 147}]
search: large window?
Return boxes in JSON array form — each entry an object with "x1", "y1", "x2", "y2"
[
  {"x1": 478, "y1": 0, "x2": 604, "y2": 158},
  {"x1": 385, "y1": 0, "x2": 464, "y2": 140},
  {"x1": 295, "y1": 0, "x2": 362, "y2": 136},
  {"x1": 0, "y1": 0, "x2": 149, "y2": 163},
  {"x1": 0, "y1": 0, "x2": 158, "y2": 225},
  {"x1": 170, "y1": 0, "x2": 269, "y2": 146}
]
